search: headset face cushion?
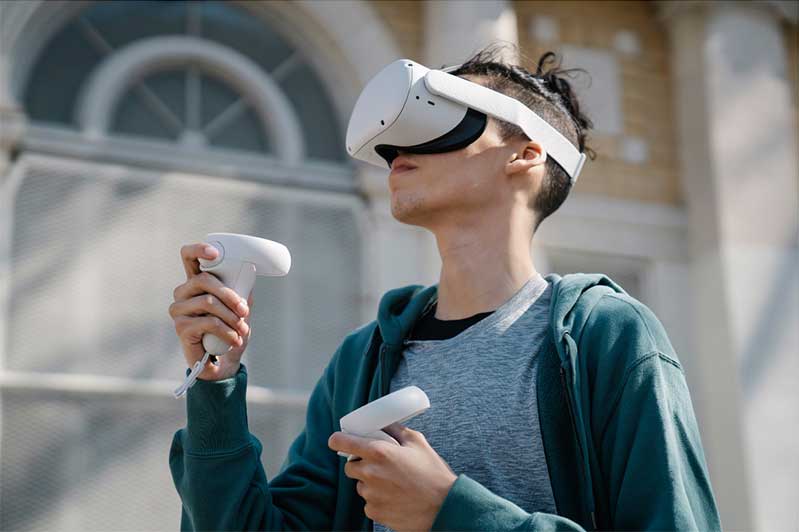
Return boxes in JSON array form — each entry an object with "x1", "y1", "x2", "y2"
[{"x1": 374, "y1": 108, "x2": 488, "y2": 167}]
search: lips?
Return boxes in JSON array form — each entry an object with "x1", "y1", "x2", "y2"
[
  {"x1": 391, "y1": 156, "x2": 418, "y2": 174},
  {"x1": 391, "y1": 164, "x2": 416, "y2": 174}
]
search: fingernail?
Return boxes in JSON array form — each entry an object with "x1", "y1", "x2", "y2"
[
  {"x1": 204, "y1": 245, "x2": 217, "y2": 258},
  {"x1": 236, "y1": 301, "x2": 248, "y2": 315}
]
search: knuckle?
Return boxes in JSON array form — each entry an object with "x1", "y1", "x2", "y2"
[
  {"x1": 224, "y1": 287, "x2": 241, "y2": 306},
  {"x1": 185, "y1": 272, "x2": 200, "y2": 286},
  {"x1": 367, "y1": 442, "x2": 388, "y2": 461},
  {"x1": 363, "y1": 504, "x2": 375, "y2": 520},
  {"x1": 365, "y1": 504, "x2": 383, "y2": 522},
  {"x1": 174, "y1": 316, "x2": 187, "y2": 335},
  {"x1": 360, "y1": 464, "x2": 377, "y2": 481},
  {"x1": 203, "y1": 295, "x2": 216, "y2": 310}
]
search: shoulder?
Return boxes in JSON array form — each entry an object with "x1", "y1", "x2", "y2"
[
  {"x1": 572, "y1": 290, "x2": 693, "y2": 437},
  {"x1": 343, "y1": 319, "x2": 380, "y2": 349},
  {"x1": 331, "y1": 319, "x2": 379, "y2": 371},
  {"x1": 328, "y1": 320, "x2": 380, "y2": 384},
  {"x1": 572, "y1": 287, "x2": 682, "y2": 385}
]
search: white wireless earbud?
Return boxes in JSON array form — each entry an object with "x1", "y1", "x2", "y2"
[{"x1": 197, "y1": 233, "x2": 291, "y2": 356}]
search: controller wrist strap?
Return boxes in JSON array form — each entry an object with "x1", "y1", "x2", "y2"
[{"x1": 174, "y1": 351, "x2": 216, "y2": 399}]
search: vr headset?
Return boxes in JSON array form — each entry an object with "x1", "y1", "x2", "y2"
[{"x1": 345, "y1": 59, "x2": 587, "y2": 184}]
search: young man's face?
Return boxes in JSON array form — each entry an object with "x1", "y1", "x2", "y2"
[
  {"x1": 389, "y1": 75, "x2": 530, "y2": 230},
  {"x1": 387, "y1": 115, "x2": 513, "y2": 228},
  {"x1": 387, "y1": 74, "x2": 545, "y2": 232}
]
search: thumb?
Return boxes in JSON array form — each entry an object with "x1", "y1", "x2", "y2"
[{"x1": 383, "y1": 422, "x2": 422, "y2": 446}]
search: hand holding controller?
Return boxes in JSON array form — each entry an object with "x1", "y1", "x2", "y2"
[
  {"x1": 338, "y1": 386, "x2": 430, "y2": 461},
  {"x1": 172, "y1": 233, "x2": 291, "y2": 398},
  {"x1": 197, "y1": 233, "x2": 291, "y2": 356}
]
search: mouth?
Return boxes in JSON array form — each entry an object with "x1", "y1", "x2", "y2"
[{"x1": 390, "y1": 165, "x2": 417, "y2": 175}]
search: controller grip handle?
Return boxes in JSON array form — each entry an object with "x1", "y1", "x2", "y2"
[{"x1": 202, "y1": 262, "x2": 257, "y2": 356}]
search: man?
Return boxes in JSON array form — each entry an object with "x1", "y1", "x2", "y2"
[{"x1": 168, "y1": 46, "x2": 721, "y2": 531}]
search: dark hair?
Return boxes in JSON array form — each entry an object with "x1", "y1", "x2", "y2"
[{"x1": 449, "y1": 43, "x2": 596, "y2": 231}]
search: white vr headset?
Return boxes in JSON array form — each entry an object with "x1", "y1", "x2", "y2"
[{"x1": 345, "y1": 59, "x2": 587, "y2": 184}]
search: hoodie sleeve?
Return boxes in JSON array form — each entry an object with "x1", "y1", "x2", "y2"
[
  {"x1": 581, "y1": 293, "x2": 722, "y2": 530},
  {"x1": 595, "y1": 351, "x2": 722, "y2": 530},
  {"x1": 169, "y1": 355, "x2": 340, "y2": 531},
  {"x1": 432, "y1": 474, "x2": 585, "y2": 531}
]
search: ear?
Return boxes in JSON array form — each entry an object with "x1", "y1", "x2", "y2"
[{"x1": 504, "y1": 142, "x2": 547, "y2": 177}]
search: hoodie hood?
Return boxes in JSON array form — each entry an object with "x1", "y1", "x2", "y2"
[
  {"x1": 376, "y1": 283, "x2": 438, "y2": 347},
  {"x1": 374, "y1": 272, "x2": 626, "y2": 354},
  {"x1": 547, "y1": 272, "x2": 626, "y2": 369}
]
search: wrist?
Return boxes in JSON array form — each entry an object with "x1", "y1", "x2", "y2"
[
  {"x1": 433, "y1": 470, "x2": 458, "y2": 508},
  {"x1": 424, "y1": 471, "x2": 458, "y2": 531},
  {"x1": 197, "y1": 360, "x2": 240, "y2": 381}
]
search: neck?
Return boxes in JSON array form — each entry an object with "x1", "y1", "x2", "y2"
[{"x1": 431, "y1": 208, "x2": 538, "y2": 319}]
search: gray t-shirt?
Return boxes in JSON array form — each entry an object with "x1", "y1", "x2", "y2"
[{"x1": 373, "y1": 274, "x2": 557, "y2": 531}]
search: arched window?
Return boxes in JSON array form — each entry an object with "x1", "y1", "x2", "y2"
[
  {"x1": 23, "y1": 0, "x2": 347, "y2": 167},
  {"x1": 2, "y1": 3, "x2": 365, "y2": 530}
]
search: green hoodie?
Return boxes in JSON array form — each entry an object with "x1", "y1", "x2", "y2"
[{"x1": 170, "y1": 273, "x2": 721, "y2": 531}]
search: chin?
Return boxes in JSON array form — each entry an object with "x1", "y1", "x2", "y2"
[{"x1": 390, "y1": 190, "x2": 431, "y2": 226}]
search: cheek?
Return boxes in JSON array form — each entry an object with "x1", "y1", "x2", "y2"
[
  {"x1": 450, "y1": 169, "x2": 497, "y2": 200},
  {"x1": 392, "y1": 159, "x2": 496, "y2": 205}
]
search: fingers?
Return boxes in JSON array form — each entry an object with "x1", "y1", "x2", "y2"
[
  {"x1": 173, "y1": 272, "x2": 249, "y2": 318},
  {"x1": 328, "y1": 432, "x2": 395, "y2": 461},
  {"x1": 169, "y1": 294, "x2": 249, "y2": 337},
  {"x1": 174, "y1": 315, "x2": 244, "y2": 348},
  {"x1": 345, "y1": 460, "x2": 372, "y2": 482},
  {"x1": 180, "y1": 243, "x2": 219, "y2": 279},
  {"x1": 382, "y1": 423, "x2": 423, "y2": 446}
]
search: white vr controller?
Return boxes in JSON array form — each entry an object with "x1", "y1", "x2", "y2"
[
  {"x1": 338, "y1": 386, "x2": 430, "y2": 461},
  {"x1": 197, "y1": 233, "x2": 291, "y2": 356}
]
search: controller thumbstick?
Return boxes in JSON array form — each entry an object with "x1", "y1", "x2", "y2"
[{"x1": 198, "y1": 241, "x2": 225, "y2": 270}]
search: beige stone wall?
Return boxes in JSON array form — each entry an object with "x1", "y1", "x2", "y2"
[
  {"x1": 371, "y1": 0, "x2": 682, "y2": 205},
  {"x1": 514, "y1": 0, "x2": 681, "y2": 205},
  {"x1": 369, "y1": 0, "x2": 423, "y2": 61}
]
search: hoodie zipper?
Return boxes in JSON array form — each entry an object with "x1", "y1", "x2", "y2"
[
  {"x1": 378, "y1": 343, "x2": 389, "y2": 396},
  {"x1": 560, "y1": 365, "x2": 598, "y2": 530}
]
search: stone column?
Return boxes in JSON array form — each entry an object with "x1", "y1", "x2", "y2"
[
  {"x1": 423, "y1": 0, "x2": 519, "y2": 68},
  {"x1": 659, "y1": 1, "x2": 799, "y2": 530}
]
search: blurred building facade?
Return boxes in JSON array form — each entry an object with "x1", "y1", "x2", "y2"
[{"x1": 0, "y1": 1, "x2": 796, "y2": 530}]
